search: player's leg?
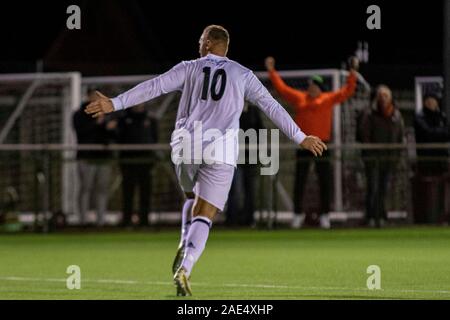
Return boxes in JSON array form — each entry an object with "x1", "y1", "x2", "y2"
[
  {"x1": 176, "y1": 163, "x2": 197, "y2": 242},
  {"x1": 180, "y1": 196, "x2": 217, "y2": 274},
  {"x1": 180, "y1": 193, "x2": 195, "y2": 244},
  {"x1": 172, "y1": 164, "x2": 197, "y2": 275},
  {"x1": 174, "y1": 163, "x2": 235, "y2": 296},
  {"x1": 174, "y1": 195, "x2": 217, "y2": 296},
  {"x1": 172, "y1": 191, "x2": 195, "y2": 275},
  {"x1": 171, "y1": 191, "x2": 195, "y2": 296}
]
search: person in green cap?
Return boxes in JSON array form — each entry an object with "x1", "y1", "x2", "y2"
[{"x1": 265, "y1": 56, "x2": 359, "y2": 229}]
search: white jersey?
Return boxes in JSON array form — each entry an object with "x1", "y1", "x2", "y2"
[{"x1": 111, "y1": 53, "x2": 306, "y2": 165}]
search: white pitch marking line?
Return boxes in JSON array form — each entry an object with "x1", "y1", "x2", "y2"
[{"x1": 1, "y1": 276, "x2": 450, "y2": 295}]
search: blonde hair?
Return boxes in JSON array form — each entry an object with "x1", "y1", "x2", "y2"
[{"x1": 203, "y1": 25, "x2": 230, "y2": 46}]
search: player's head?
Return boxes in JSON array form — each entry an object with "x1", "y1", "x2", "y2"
[
  {"x1": 199, "y1": 25, "x2": 230, "y2": 57},
  {"x1": 307, "y1": 75, "x2": 324, "y2": 98},
  {"x1": 423, "y1": 94, "x2": 440, "y2": 112}
]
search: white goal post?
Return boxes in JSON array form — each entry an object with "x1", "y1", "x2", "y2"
[{"x1": 0, "y1": 73, "x2": 81, "y2": 220}]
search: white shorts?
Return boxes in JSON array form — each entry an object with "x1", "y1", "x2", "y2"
[{"x1": 175, "y1": 163, "x2": 235, "y2": 211}]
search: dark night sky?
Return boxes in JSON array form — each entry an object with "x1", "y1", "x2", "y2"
[{"x1": 0, "y1": 0, "x2": 444, "y2": 75}]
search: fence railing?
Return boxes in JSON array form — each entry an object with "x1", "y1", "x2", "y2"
[
  {"x1": 0, "y1": 143, "x2": 449, "y2": 232},
  {"x1": 0, "y1": 142, "x2": 449, "y2": 151}
]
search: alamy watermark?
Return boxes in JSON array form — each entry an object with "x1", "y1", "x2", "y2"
[
  {"x1": 66, "y1": 265, "x2": 81, "y2": 290},
  {"x1": 170, "y1": 122, "x2": 281, "y2": 176},
  {"x1": 366, "y1": 265, "x2": 381, "y2": 290},
  {"x1": 366, "y1": 5, "x2": 381, "y2": 30},
  {"x1": 66, "y1": 5, "x2": 81, "y2": 30}
]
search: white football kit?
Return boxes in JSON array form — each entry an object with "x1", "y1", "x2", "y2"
[{"x1": 111, "y1": 53, "x2": 306, "y2": 210}]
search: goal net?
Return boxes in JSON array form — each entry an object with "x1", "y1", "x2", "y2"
[{"x1": 0, "y1": 73, "x2": 81, "y2": 224}]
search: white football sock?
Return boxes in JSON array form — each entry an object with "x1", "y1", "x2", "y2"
[
  {"x1": 181, "y1": 216, "x2": 212, "y2": 277},
  {"x1": 180, "y1": 199, "x2": 194, "y2": 246}
]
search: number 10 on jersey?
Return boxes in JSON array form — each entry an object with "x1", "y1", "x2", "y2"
[{"x1": 201, "y1": 67, "x2": 227, "y2": 101}]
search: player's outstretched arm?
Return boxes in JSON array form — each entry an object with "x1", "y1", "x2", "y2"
[
  {"x1": 86, "y1": 62, "x2": 187, "y2": 118},
  {"x1": 85, "y1": 91, "x2": 114, "y2": 118},
  {"x1": 299, "y1": 136, "x2": 327, "y2": 157}
]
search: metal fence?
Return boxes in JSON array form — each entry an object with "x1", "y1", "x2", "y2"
[{"x1": 0, "y1": 143, "x2": 448, "y2": 231}]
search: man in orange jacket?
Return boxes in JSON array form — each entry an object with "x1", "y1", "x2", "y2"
[{"x1": 265, "y1": 56, "x2": 359, "y2": 229}]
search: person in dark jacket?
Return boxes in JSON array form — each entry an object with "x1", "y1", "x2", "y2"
[
  {"x1": 226, "y1": 103, "x2": 264, "y2": 226},
  {"x1": 413, "y1": 94, "x2": 450, "y2": 223},
  {"x1": 358, "y1": 85, "x2": 405, "y2": 228},
  {"x1": 118, "y1": 103, "x2": 158, "y2": 227},
  {"x1": 414, "y1": 94, "x2": 450, "y2": 175},
  {"x1": 73, "y1": 89, "x2": 118, "y2": 226}
]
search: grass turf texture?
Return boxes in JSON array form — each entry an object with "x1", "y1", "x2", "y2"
[{"x1": 0, "y1": 227, "x2": 449, "y2": 299}]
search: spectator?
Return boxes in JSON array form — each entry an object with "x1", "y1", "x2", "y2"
[
  {"x1": 226, "y1": 104, "x2": 264, "y2": 226},
  {"x1": 413, "y1": 94, "x2": 449, "y2": 223},
  {"x1": 265, "y1": 56, "x2": 358, "y2": 229},
  {"x1": 73, "y1": 89, "x2": 117, "y2": 226},
  {"x1": 118, "y1": 104, "x2": 158, "y2": 227},
  {"x1": 414, "y1": 94, "x2": 450, "y2": 175},
  {"x1": 358, "y1": 85, "x2": 405, "y2": 228}
]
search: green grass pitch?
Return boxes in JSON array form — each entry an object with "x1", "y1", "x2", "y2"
[{"x1": 0, "y1": 227, "x2": 449, "y2": 299}]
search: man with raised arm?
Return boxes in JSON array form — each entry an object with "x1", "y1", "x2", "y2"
[{"x1": 265, "y1": 56, "x2": 358, "y2": 229}]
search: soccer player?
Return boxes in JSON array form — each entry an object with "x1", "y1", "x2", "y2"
[
  {"x1": 265, "y1": 56, "x2": 359, "y2": 229},
  {"x1": 85, "y1": 25, "x2": 327, "y2": 296}
]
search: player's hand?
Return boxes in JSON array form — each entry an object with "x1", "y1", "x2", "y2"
[
  {"x1": 299, "y1": 136, "x2": 327, "y2": 157},
  {"x1": 265, "y1": 56, "x2": 275, "y2": 71},
  {"x1": 85, "y1": 91, "x2": 114, "y2": 118},
  {"x1": 348, "y1": 56, "x2": 360, "y2": 72}
]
